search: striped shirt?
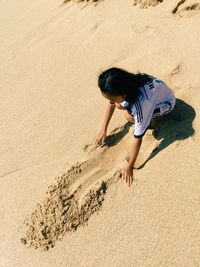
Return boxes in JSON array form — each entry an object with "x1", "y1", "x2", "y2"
[{"x1": 121, "y1": 76, "x2": 175, "y2": 137}]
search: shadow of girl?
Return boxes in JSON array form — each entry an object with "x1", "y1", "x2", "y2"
[
  {"x1": 101, "y1": 121, "x2": 133, "y2": 148},
  {"x1": 137, "y1": 98, "x2": 196, "y2": 169}
]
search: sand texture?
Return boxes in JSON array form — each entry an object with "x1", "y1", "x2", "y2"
[
  {"x1": 21, "y1": 154, "x2": 115, "y2": 251},
  {"x1": 1, "y1": 0, "x2": 200, "y2": 266},
  {"x1": 133, "y1": 0, "x2": 163, "y2": 8}
]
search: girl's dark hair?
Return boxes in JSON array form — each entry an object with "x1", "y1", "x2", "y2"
[{"x1": 98, "y1": 67, "x2": 153, "y2": 102}]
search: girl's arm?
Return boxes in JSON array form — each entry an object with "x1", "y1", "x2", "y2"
[
  {"x1": 101, "y1": 102, "x2": 116, "y2": 131},
  {"x1": 122, "y1": 136, "x2": 143, "y2": 186},
  {"x1": 127, "y1": 136, "x2": 143, "y2": 168},
  {"x1": 95, "y1": 102, "x2": 116, "y2": 145}
]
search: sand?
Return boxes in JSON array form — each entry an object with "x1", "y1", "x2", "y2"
[{"x1": 1, "y1": 0, "x2": 200, "y2": 266}]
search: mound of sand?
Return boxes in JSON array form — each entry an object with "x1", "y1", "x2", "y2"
[
  {"x1": 21, "y1": 159, "x2": 111, "y2": 250},
  {"x1": 20, "y1": 123, "x2": 134, "y2": 250}
]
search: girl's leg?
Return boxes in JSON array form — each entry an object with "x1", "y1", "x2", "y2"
[
  {"x1": 149, "y1": 98, "x2": 176, "y2": 129},
  {"x1": 149, "y1": 116, "x2": 161, "y2": 129}
]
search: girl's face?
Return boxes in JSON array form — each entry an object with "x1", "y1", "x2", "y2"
[{"x1": 101, "y1": 92, "x2": 126, "y2": 104}]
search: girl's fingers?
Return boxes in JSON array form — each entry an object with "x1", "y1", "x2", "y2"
[
  {"x1": 129, "y1": 176, "x2": 132, "y2": 186},
  {"x1": 121, "y1": 171, "x2": 133, "y2": 186},
  {"x1": 126, "y1": 175, "x2": 133, "y2": 187},
  {"x1": 95, "y1": 138, "x2": 99, "y2": 145},
  {"x1": 95, "y1": 136, "x2": 105, "y2": 146},
  {"x1": 95, "y1": 138, "x2": 102, "y2": 146},
  {"x1": 129, "y1": 176, "x2": 132, "y2": 187},
  {"x1": 126, "y1": 175, "x2": 128, "y2": 185}
]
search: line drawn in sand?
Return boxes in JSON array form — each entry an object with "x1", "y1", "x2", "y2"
[{"x1": 20, "y1": 122, "x2": 135, "y2": 251}]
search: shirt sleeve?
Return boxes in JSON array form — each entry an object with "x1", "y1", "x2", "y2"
[
  {"x1": 120, "y1": 101, "x2": 126, "y2": 107},
  {"x1": 133, "y1": 100, "x2": 155, "y2": 138}
]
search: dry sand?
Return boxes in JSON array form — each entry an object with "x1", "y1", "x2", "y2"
[{"x1": 1, "y1": 0, "x2": 200, "y2": 266}]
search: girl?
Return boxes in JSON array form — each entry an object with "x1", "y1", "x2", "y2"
[{"x1": 95, "y1": 67, "x2": 176, "y2": 187}]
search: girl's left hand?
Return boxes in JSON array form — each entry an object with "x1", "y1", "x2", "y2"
[{"x1": 122, "y1": 166, "x2": 134, "y2": 187}]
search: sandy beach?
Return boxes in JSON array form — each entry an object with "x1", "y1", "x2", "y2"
[{"x1": 1, "y1": 0, "x2": 200, "y2": 266}]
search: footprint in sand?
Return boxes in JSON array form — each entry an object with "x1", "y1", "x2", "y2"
[
  {"x1": 172, "y1": 0, "x2": 200, "y2": 16},
  {"x1": 84, "y1": 23, "x2": 101, "y2": 41},
  {"x1": 63, "y1": 0, "x2": 103, "y2": 6},
  {"x1": 131, "y1": 24, "x2": 156, "y2": 35},
  {"x1": 164, "y1": 64, "x2": 183, "y2": 92},
  {"x1": 133, "y1": 0, "x2": 163, "y2": 8},
  {"x1": 169, "y1": 64, "x2": 182, "y2": 77}
]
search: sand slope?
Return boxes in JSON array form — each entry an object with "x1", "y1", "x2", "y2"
[{"x1": 1, "y1": 0, "x2": 200, "y2": 266}]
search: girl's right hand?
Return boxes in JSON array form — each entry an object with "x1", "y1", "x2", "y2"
[{"x1": 95, "y1": 130, "x2": 107, "y2": 146}]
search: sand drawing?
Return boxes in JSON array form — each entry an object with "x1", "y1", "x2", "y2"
[
  {"x1": 20, "y1": 123, "x2": 134, "y2": 251},
  {"x1": 20, "y1": 156, "x2": 117, "y2": 250},
  {"x1": 20, "y1": 154, "x2": 120, "y2": 250},
  {"x1": 21, "y1": 121, "x2": 158, "y2": 251}
]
